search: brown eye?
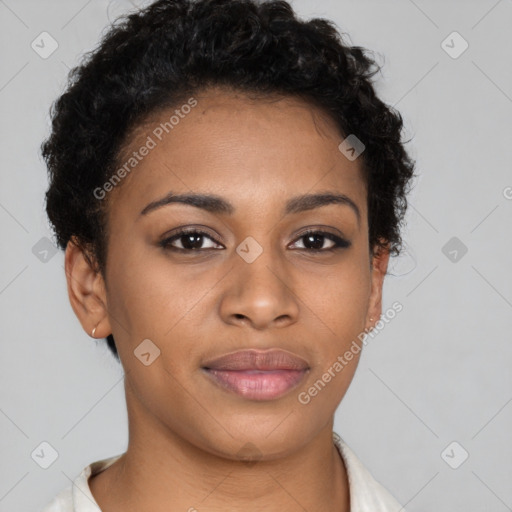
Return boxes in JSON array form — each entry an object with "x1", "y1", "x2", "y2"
[
  {"x1": 159, "y1": 228, "x2": 350, "y2": 254},
  {"x1": 160, "y1": 229, "x2": 223, "y2": 251},
  {"x1": 290, "y1": 230, "x2": 351, "y2": 252}
]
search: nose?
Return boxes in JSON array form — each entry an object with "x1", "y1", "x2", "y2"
[{"x1": 219, "y1": 243, "x2": 300, "y2": 330}]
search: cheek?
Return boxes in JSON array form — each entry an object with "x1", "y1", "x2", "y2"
[
  {"x1": 302, "y1": 260, "x2": 371, "y2": 339},
  {"x1": 105, "y1": 249, "x2": 219, "y2": 368},
  {"x1": 298, "y1": 271, "x2": 369, "y2": 409}
]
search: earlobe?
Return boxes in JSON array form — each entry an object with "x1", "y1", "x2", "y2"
[{"x1": 64, "y1": 238, "x2": 111, "y2": 339}]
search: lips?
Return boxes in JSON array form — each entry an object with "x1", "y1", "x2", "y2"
[
  {"x1": 201, "y1": 348, "x2": 310, "y2": 371},
  {"x1": 201, "y1": 349, "x2": 310, "y2": 401}
]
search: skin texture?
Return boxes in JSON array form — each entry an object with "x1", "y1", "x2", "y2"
[{"x1": 65, "y1": 86, "x2": 390, "y2": 511}]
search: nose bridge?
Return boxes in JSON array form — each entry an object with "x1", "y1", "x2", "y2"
[
  {"x1": 236, "y1": 233, "x2": 286, "y2": 294},
  {"x1": 221, "y1": 233, "x2": 299, "y2": 327}
]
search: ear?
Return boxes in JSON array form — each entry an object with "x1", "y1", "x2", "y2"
[
  {"x1": 365, "y1": 241, "x2": 391, "y2": 331},
  {"x1": 64, "y1": 237, "x2": 112, "y2": 339}
]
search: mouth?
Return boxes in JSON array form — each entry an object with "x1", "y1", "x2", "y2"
[
  {"x1": 201, "y1": 368, "x2": 309, "y2": 400},
  {"x1": 201, "y1": 348, "x2": 310, "y2": 401}
]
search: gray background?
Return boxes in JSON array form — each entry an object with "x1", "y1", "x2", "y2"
[{"x1": 1, "y1": 0, "x2": 511, "y2": 510}]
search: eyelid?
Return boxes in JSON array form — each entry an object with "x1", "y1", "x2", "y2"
[
  {"x1": 288, "y1": 228, "x2": 351, "y2": 250},
  {"x1": 159, "y1": 225, "x2": 351, "y2": 252},
  {"x1": 291, "y1": 226, "x2": 349, "y2": 242},
  {"x1": 160, "y1": 226, "x2": 224, "y2": 249}
]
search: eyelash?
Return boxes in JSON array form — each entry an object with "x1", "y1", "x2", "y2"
[{"x1": 159, "y1": 228, "x2": 351, "y2": 253}]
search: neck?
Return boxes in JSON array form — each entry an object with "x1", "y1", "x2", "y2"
[{"x1": 89, "y1": 381, "x2": 350, "y2": 512}]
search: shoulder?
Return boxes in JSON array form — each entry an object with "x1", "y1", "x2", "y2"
[
  {"x1": 41, "y1": 453, "x2": 124, "y2": 512},
  {"x1": 41, "y1": 485, "x2": 73, "y2": 512},
  {"x1": 333, "y1": 432, "x2": 406, "y2": 512}
]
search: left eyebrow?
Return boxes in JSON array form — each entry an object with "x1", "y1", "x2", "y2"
[{"x1": 139, "y1": 190, "x2": 361, "y2": 226}]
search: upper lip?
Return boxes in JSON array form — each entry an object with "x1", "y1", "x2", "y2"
[{"x1": 202, "y1": 349, "x2": 310, "y2": 371}]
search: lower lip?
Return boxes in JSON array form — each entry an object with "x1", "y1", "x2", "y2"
[{"x1": 202, "y1": 368, "x2": 309, "y2": 401}]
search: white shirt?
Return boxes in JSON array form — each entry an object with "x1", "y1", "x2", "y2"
[{"x1": 42, "y1": 432, "x2": 405, "y2": 511}]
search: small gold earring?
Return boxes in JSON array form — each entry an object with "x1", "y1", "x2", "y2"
[{"x1": 91, "y1": 326, "x2": 97, "y2": 338}]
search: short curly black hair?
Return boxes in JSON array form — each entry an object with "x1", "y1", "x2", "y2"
[{"x1": 41, "y1": 0, "x2": 416, "y2": 361}]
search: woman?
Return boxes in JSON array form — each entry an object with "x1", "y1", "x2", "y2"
[{"x1": 41, "y1": 0, "x2": 416, "y2": 510}]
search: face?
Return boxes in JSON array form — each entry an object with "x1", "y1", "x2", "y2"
[{"x1": 67, "y1": 86, "x2": 389, "y2": 460}]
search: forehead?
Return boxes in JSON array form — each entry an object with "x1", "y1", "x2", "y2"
[{"x1": 107, "y1": 87, "x2": 366, "y2": 220}]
